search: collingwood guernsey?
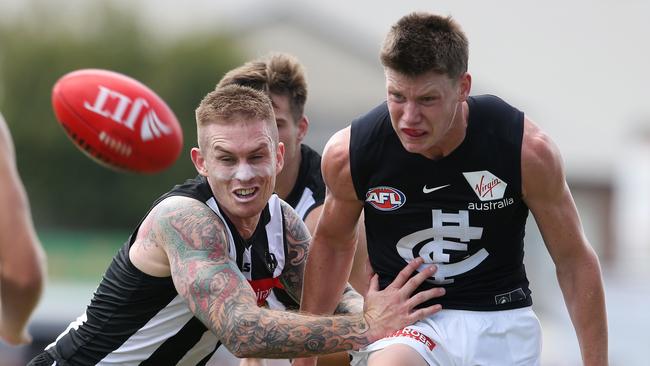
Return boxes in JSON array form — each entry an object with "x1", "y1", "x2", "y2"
[{"x1": 44, "y1": 176, "x2": 289, "y2": 365}]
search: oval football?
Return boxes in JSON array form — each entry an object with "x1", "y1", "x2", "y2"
[{"x1": 52, "y1": 69, "x2": 183, "y2": 174}]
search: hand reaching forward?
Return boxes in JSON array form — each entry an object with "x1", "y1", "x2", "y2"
[
  {"x1": 292, "y1": 258, "x2": 444, "y2": 366},
  {"x1": 362, "y1": 257, "x2": 444, "y2": 342}
]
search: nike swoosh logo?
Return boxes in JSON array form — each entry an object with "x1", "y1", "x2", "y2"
[{"x1": 422, "y1": 184, "x2": 451, "y2": 194}]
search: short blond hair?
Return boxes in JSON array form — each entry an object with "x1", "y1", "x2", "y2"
[{"x1": 195, "y1": 85, "x2": 277, "y2": 147}]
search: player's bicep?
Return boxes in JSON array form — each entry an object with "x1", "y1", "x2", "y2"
[
  {"x1": 522, "y1": 119, "x2": 587, "y2": 262},
  {"x1": 278, "y1": 201, "x2": 310, "y2": 303},
  {"x1": 318, "y1": 127, "x2": 364, "y2": 244},
  {"x1": 153, "y1": 197, "x2": 258, "y2": 336}
]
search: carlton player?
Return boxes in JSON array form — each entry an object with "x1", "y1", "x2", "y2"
[{"x1": 298, "y1": 12, "x2": 607, "y2": 366}]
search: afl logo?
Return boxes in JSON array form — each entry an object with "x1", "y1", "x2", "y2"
[{"x1": 366, "y1": 186, "x2": 406, "y2": 211}]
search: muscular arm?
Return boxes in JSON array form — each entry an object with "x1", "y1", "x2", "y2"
[
  {"x1": 0, "y1": 114, "x2": 46, "y2": 345},
  {"x1": 151, "y1": 196, "x2": 435, "y2": 358},
  {"x1": 300, "y1": 127, "x2": 364, "y2": 317},
  {"x1": 522, "y1": 118, "x2": 608, "y2": 365}
]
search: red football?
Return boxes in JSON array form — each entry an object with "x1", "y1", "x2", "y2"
[{"x1": 52, "y1": 69, "x2": 183, "y2": 174}]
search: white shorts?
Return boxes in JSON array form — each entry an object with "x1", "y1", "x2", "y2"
[{"x1": 350, "y1": 306, "x2": 542, "y2": 366}]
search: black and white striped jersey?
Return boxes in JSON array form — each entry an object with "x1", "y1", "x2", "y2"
[
  {"x1": 44, "y1": 175, "x2": 289, "y2": 365},
  {"x1": 266, "y1": 144, "x2": 325, "y2": 311}
]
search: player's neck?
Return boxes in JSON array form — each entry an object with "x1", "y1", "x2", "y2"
[
  {"x1": 229, "y1": 213, "x2": 262, "y2": 240},
  {"x1": 275, "y1": 150, "x2": 302, "y2": 200}
]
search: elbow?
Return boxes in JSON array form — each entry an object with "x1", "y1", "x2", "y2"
[
  {"x1": 214, "y1": 308, "x2": 269, "y2": 358},
  {"x1": 223, "y1": 340, "x2": 265, "y2": 359},
  {"x1": 3, "y1": 251, "x2": 46, "y2": 294},
  {"x1": 228, "y1": 347, "x2": 253, "y2": 359},
  {"x1": 8, "y1": 265, "x2": 45, "y2": 295}
]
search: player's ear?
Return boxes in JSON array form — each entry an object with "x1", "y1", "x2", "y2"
[
  {"x1": 458, "y1": 72, "x2": 472, "y2": 102},
  {"x1": 276, "y1": 141, "x2": 285, "y2": 174},
  {"x1": 190, "y1": 147, "x2": 208, "y2": 176},
  {"x1": 297, "y1": 115, "x2": 309, "y2": 143}
]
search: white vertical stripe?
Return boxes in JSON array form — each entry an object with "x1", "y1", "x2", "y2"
[
  {"x1": 266, "y1": 195, "x2": 285, "y2": 278},
  {"x1": 205, "y1": 197, "x2": 237, "y2": 262},
  {"x1": 294, "y1": 187, "x2": 316, "y2": 220},
  {"x1": 97, "y1": 295, "x2": 194, "y2": 365},
  {"x1": 176, "y1": 329, "x2": 220, "y2": 365}
]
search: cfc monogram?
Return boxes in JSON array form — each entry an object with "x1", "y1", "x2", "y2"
[
  {"x1": 396, "y1": 209, "x2": 488, "y2": 284},
  {"x1": 84, "y1": 85, "x2": 173, "y2": 142}
]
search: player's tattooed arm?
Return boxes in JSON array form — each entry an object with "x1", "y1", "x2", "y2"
[
  {"x1": 280, "y1": 201, "x2": 364, "y2": 315},
  {"x1": 278, "y1": 201, "x2": 309, "y2": 304},
  {"x1": 154, "y1": 196, "x2": 373, "y2": 358}
]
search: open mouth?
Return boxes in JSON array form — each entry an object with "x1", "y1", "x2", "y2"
[
  {"x1": 234, "y1": 187, "x2": 257, "y2": 198},
  {"x1": 402, "y1": 128, "x2": 426, "y2": 138}
]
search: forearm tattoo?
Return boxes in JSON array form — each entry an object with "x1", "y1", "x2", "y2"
[{"x1": 155, "y1": 197, "x2": 372, "y2": 358}]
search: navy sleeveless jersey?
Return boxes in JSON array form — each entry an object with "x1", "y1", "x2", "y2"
[
  {"x1": 349, "y1": 95, "x2": 532, "y2": 311},
  {"x1": 45, "y1": 175, "x2": 288, "y2": 365}
]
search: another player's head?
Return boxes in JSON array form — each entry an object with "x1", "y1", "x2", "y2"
[
  {"x1": 380, "y1": 12, "x2": 472, "y2": 159},
  {"x1": 192, "y1": 85, "x2": 284, "y2": 222},
  {"x1": 218, "y1": 53, "x2": 308, "y2": 170}
]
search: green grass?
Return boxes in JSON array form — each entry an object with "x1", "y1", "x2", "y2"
[{"x1": 40, "y1": 229, "x2": 129, "y2": 282}]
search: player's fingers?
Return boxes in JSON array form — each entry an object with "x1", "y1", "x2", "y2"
[
  {"x1": 408, "y1": 304, "x2": 443, "y2": 323},
  {"x1": 398, "y1": 264, "x2": 437, "y2": 295},
  {"x1": 405, "y1": 287, "x2": 445, "y2": 310},
  {"x1": 387, "y1": 257, "x2": 424, "y2": 289},
  {"x1": 368, "y1": 273, "x2": 379, "y2": 293}
]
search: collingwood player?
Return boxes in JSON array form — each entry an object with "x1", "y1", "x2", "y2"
[{"x1": 28, "y1": 85, "x2": 444, "y2": 366}]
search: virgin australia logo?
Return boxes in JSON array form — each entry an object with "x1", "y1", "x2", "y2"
[{"x1": 462, "y1": 170, "x2": 507, "y2": 201}]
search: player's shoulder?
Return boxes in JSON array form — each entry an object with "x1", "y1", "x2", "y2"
[
  {"x1": 521, "y1": 117, "x2": 564, "y2": 186},
  {"x1": 522, "y1": 118, "x2": 558, "y2": 163},
  {"x1": 322, "y1": 126, "x2": 351, "y2": 169},
  {"x1": 468, "y1": 94, "x2": 523, "y2": 124},
  {"x1": 278, "y1": 197, "x2": 298, "y2": 218},
  {"x1": 147, "y1": 194, "x2": 225, "y2": 233}
]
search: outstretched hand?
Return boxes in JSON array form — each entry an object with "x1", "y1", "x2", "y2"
[
  {"x1": 363, "y1": 257, "x2": 444, "y2": 342},
  {"x1": 292, "y1": 258, "x2": 443, "y2": 366}
]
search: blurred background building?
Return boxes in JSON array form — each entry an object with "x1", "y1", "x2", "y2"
[{"x1": 1, "y1": 0, "x2": 648, "y2": 364}]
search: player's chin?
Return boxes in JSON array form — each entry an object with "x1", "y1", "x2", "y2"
[{"x1": 401, "y1": 141, "x2": 429, "y2": 156}]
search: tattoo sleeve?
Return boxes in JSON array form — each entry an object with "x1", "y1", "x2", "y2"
[
  {"x1": 277, "y1": 201, "x2": 309, "y2": 304},
  {"x1": 156, "y1": 197, "x2": 373, "y2": 358},
  {"x1": 279, "y1": 202, "x2": 364, "y2": 315}
]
